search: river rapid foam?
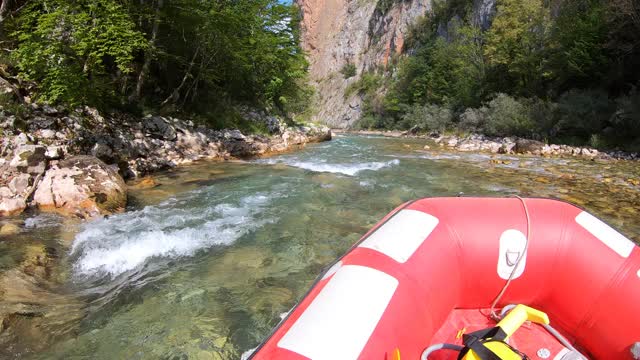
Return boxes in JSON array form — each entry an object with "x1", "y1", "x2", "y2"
[{"x1": 71, "y1": 191, "x2": 276, "y2": 278}]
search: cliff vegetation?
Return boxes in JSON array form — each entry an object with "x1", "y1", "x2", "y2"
[{"x1": 355, "y1": 0, "x2": 640, "y2": 151}]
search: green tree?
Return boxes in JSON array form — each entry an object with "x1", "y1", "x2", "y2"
[
  {"x1": 484, "y1": 0, "x2": 551, "y2": 96},
  {"x1": 549, "y1": 0, "x2": 609, "y2": 91},
  {"x1": 12, "y1": 0, "x2": 147, "y2": 106}
]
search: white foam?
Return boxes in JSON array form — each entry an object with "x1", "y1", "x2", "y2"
[
  {"x1": 71, "y1": 193, "x2": 275, "y2": 277},
  {"x1": 24, "y1": 214, "x2": 64, "y2": 229},
  {"x1": 264, "y1": 159, "x2": 400, "y2": 176}
]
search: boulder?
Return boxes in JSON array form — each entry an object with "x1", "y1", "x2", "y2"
[
  {"x1": 90, "y1": 142, "x2": 115, "y2": 163},
  {"x1": 9, "y1": 145, "x2": 47, "y2": 174},
  {"x1": 8, "y1": 174, "x2": 31, "y2": 196},
  {"x1": 514, "y1": 139, "x2": 545, "y2": 154},
  {"x1": 0, "y1": 197, "x2": 26, "y2": 216},
  {"x1": 265, "y1": 116, "x2": 286, "y2": 134},
  {"x1": 143, "y1": 116, "x2": 177, "y2": 141},
  {"x1": 33, "y1": 156, "x2": 127, "y2": 219},
  {"x1": 223, "y1": 129, "x2": 247, "y2": 141}
]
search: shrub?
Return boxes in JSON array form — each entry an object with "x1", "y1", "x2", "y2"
[
  {"x1": 459, "y1": 106, "x2": 488, "y2": 132},
  {"x1": 345, "y1": 73, "x2": 383, "y2": 98},
  {"x1": 399, "y1": 104, "x2": 454, "y2": 132},
  {"x1": 340, "y1": 63, "x2": 357, "y2": 79},
  {"x1": 527, "y1": 97, "x2": 558, "y2": 137},
  {"x1": 610, "y1": 86, "x2": 640, "y2": 139},
  {"x1": 483, "y1": 93, "x2": 535, "y2": 137},
  {"x1": 555, "y1": 89, "x2": 613, "y2": 139}
]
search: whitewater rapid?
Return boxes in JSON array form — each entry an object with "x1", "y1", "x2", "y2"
[{"x1": 71, "y1": 191, "x2": 277, "y2": 277}]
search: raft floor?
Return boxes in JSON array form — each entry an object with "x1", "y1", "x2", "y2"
[{"x1": 427, "y1": 308, "x2": 584, "y2": 359}]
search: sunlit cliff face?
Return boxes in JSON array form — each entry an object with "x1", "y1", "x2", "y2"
[{"x1": 294, "y1": 0, "x2": 431, "y2": 128}]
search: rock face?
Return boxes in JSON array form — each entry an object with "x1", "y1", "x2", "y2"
[
  {"x1": 296, "y1": 0, "x2": 430, "y2": 128},
  {"x1": 33, "y1": 156, "x2": 127, "y2": 219},
  {"x1": 297, "y1": 0, "x2": 501, "y2": 128}
]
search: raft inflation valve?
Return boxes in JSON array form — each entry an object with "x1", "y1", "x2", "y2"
[
  {"x1": 536, "y1": 348, "x2": 550, "y2": 359},
  {"x1": 632, "y1": 342, "x2": 640, "y2": 360}
]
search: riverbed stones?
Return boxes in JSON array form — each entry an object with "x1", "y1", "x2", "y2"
[
  {"x1": 33, "y1": 156, "x2": 127, "y2": 219},
  {"x1": 0, "y1": 222, "x2": 20, "y2": 236}
]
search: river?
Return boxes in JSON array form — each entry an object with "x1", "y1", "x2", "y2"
[{"x1": 1, "y1": 134, "x2": 639, "y2": 359}]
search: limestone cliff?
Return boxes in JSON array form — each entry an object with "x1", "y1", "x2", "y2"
[
  {"x1": 296, "y1": 0, "x2": 431, "y2": 128},
  {"x1": 296, "y1": 0, "x2": 498, "y2": 128}
]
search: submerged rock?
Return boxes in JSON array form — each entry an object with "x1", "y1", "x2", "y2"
[
  {"x1": 33, "y1": 156, "x2": 127, "y2": 219},
  {"x1": 0, "y1": 244, "x2": 85, "y2": 355},
  {"x1": 0, "y1": 222, "x2": 20, "y2": 236}
]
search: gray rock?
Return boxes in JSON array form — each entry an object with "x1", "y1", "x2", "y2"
[
  {"x1": 42, "y1": 105, "x2": 58, "y2": 115},
  {"x1": 0, "y1": 115, "x2": 16, "y2": 129},
  {"x1": 143, "y1": 116, "x2": 177, "y2": 141},
  {"x1": 224, "y1": 130, "x2": 246, "y2": 141},
  {"x1": 8, "y1": 174, "x2": 31, "y2": 195},
  {"x1": 514, "y1": 139, "x2": 545, "y2": 154},
  {"x1": 9, "y1": 145, "x2": 47, "y2": 174},
  {"x1": 91, "y1": 143, "x2": 115, "y2": 163},
  {"x1": 40, "y1": 129, "x2": 56, "y2": 139},
  {"x1": 28, "y1": 116, "x2": 56, "y2": 131}
]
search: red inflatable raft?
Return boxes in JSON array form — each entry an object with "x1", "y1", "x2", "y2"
[{"x1": 251, "y1": 197, "x2": 640, "y2": 360}]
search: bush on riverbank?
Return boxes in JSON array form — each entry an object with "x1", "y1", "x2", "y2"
[{"x1": 383, "y1": 91, "x2": 640, "y2": 151}]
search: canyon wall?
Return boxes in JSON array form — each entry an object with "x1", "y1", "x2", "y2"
[
  {"x1": 296, "y1": 0, "x2": 497, "y2": 128},
  {"x1": 296, "y1": 0, "x2": 431, "y2": 128}
]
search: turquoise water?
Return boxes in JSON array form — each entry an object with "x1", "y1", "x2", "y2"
[{"x1": 1, "y1": 135, "x2": 639, "y2": 359}]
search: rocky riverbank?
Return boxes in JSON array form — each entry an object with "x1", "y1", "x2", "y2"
[
  {"x1": 0, "y1": 105, "x2": 331, "y2": 219},
  {"x1": 336, "y1": 130, "x2": 639, "y2": 161}
]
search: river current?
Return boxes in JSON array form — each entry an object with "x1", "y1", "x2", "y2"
[{"x1": 1, "y1": 134, "x2": 639, "y2": 359}]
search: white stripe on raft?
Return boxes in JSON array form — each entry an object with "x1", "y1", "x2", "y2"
[
  {"x1": 358, "y1": 209, "x2": 439, "y2": 263},
  {"x1": 575, "y1": 212, "x2": 634, "y2": 258},
  {"x1": 277, "y1": 265, "x2": 398, "y2": 360},
  {"x1": 553, "y1": 348, "x2": 570, "y2": 360},
  {"x1": 321, "y1": 261, "x2": 342, "y2": 280}
]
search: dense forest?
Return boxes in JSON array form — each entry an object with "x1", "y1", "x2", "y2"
[
  {"x1": 354, "y1": 0, "x2": 640, "y2": 150},
  {"x1": 0, "y1": 0, "x2": 311, "y2": 130}
]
